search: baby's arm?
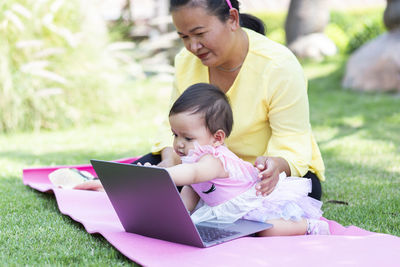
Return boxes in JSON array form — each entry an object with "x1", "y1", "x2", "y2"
[
  {"x1": 180, "y1": 186, "x2": 200, "y2": 212},
  {"x1": 166, "y1": 154, "x2": 228, "y2": 186}
]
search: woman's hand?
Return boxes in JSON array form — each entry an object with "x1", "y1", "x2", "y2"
[
  {"x1": 254, "y1": 156, "x2": 290, "y2": 196},
  {"x1": 157, "y1": 157, "x2": 177, "y2": 168},
  {"x1": 73, "y1": 180, "x2": 104, "y2": 192},
  {"x1": 157, "y1": 147, "x2": 181, "y2": 168}
]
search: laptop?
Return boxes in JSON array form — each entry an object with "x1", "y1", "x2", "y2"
[{"x1": 91, "y1": 159, "x2": 272, "y2": 248}]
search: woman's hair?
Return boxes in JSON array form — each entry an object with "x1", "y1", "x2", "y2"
[
  {"x1": 169, "y1": 83, "x2": 233, "y2": 137},
  {"x1": 169, "y1": 0, "x2": 265, "y2": 35}
]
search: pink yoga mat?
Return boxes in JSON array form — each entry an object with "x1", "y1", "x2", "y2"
[{"x1": 23, "y1": 158, "x2": 400, "y2": 266}]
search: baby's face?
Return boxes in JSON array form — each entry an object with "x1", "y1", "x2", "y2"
[{"x1": 169, "y1": 112, "x2": 216, "y2": 157}]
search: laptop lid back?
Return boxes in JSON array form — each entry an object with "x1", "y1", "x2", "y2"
[{"x1": 91, "y1": 160, "x2": 204, "y2": 247}]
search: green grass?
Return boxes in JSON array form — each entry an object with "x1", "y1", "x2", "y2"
[
  {"x1": 1, "y1": 55, "x2": 399, "y2": 265},
  {"x1": 305, "y1": 55, "x2": 400, "y2": 234},
  {"x1": 0, "y1": 78, "x2": 171, "y2": 265}
]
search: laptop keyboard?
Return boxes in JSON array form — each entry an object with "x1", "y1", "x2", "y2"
[{"x1": 196, "y1": 225, "x2": 240, "y2": 243}]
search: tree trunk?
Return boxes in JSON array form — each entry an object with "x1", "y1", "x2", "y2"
[
  {"x1": 285, "y1": 0, "x2": 329, "y2": 44},
  {"x1": 284, "y1": 0, "x2": 336, "y2": 60},
  {"x1": 384, "y1": 0, "x2": 400, "y2": 31}
]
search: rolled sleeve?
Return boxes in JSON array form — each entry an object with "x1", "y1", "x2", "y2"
[
  {"x1": 265, "y1": 131, "x2": 312, "y2": 177},
  {"x1": 264, "y1": 57, "x2": 313, "y2": 177}
]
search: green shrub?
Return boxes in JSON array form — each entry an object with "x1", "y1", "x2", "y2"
[
  {"x1": 346, "y1": 16, "x2": 385, "y2": 53},
  {"x1": 0, "y1": 0, "x2": 134, "y2": 133},
  {"x1": 267, "y1": 28, "x2": 286, "y2": 44},
  {"x1": 330, "y1": 8, "x2": 383, "y2": 32},
  {"x1": 253, "y1": 11, "x2": 286, "y2": 43},
  {"x1": 325, "y1": 23, "x2": 349, "y2": 53},
  {"x1": 254, "y1": 8, "x2": 386, "y2": 53},
  {"x1": 108, "y1": 18, "x2": 134, "y2": 42},
  {"x1": 329, "y1": 8, "x2": 385, "y2": 54}
]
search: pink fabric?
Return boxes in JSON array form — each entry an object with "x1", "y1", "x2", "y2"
[
  {"x1": 22, "y1": 157, "x2": 135, "y2": 192},
  {"x1": 23, "y1": 159, "x2": 400, "y2": 266},
  {"x1": 225, "y1": 0, "x2": 233, "y2": 10},
  {"x1": 183, "y1": 144, "x2": 323, "y2": 224},
  {"x1": 182, "y1": 144, "x2": 258, "y2": 206}
]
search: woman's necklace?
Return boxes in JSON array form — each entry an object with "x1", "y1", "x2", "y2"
[
  {"x1": 215, "y1": 30, "x2": 248, "y2": 73},
  {"x1": 216, "y1": 62, "x2": 243, "y2": 72}
]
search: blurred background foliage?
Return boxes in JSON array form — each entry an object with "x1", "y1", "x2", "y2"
[
  {"x1": 329, "y1": 8, "x2": 385, "y2": 53},
  {"x1": 258, "y1": 7, "x2": 386, "y2": 53},
  {"x1": 0, "y1": 0, "x2": 386, "y2": 134},
  {"x1": 0, "y1": 0, "x2": 136, "y2": 133}
]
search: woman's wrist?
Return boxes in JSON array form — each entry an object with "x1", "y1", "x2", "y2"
[
  {"x1": 160, "y1": 147, "x2": 181, "y2": 166},
  {"x1": 256, "y1": 156, "x2": 290, "y2": 176},
  {"x1": 270, "y1": 156, "x2": 291, "y2": 176}
]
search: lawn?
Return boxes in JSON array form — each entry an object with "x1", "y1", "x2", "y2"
[
  {"x1": 1, "y1": 56, "x2": 399, "y2": 265},
  {"x1": 0, "y1": 78, "x2": 171, "y2": 266}
]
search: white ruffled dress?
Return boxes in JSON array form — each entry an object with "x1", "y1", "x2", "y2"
[{"x1": 181, "y1": 144, "x2": 323, "y2": 224}]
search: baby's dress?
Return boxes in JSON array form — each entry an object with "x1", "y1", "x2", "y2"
[{"x1": 181, "y1": 143, "x2": 323, "y2": 224}]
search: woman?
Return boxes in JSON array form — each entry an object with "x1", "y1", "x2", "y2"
[
  {"x1": 77, "y1": 0, "x2": 325, "y2": 200},
  {"x1": 140, "y1": 0, "x2": 325, "y2": 200}
]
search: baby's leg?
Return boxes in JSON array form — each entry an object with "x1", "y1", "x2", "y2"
[
  {"x1": 180, "y1": 186, "x2": 200, "y2": 212},
  {"x1": 257, "y1": 219, "x2": 307, "y2": 236}
]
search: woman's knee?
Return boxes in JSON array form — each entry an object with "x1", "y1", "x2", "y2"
[{"x1": 303, "y1": 171, "x2": 322, "y2": 200}]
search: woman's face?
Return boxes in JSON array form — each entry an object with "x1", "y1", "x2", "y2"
[{"x1": 172, "y1": 6, "x2": 235, "y2": 67}]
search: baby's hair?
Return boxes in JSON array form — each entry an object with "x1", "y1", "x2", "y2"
[{"x1": 169, "y1": 83, "x2": 233, "y2": 137}]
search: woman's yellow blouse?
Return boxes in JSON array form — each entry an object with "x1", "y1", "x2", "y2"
[{"x1": 154, "y1": 28, "x2": 325, "y2": 181}]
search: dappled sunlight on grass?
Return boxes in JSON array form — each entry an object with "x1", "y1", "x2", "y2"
[
  {"x1": 341, "y1": 115, "x2": 364, "y2": 128},
  {"x1": 302, "y1": 56, "x2": 400, "y2": 236},
  {"x1": 315, "y1": 124, "x2": 399, "y2": 174},
  {"x1": 303, "y1": 56, "x2": 345, "y2": 80},
  {"x1": 386, "y1": 112, "x2": 400, "y2": 124}
]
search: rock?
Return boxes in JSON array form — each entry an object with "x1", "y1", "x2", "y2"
[
  {"x1": 342, "y1": 29, "x2": 400, "y2": 92},
  {"x1": 288, "y1": 33, "x2": 337, "y2": 60}
]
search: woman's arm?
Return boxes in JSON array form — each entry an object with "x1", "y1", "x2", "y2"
[
  {"x1": 157, "y1": 147, "x2": 182, "y2": 167},
  {"x1": 166, "y1": 154, "x2": 228, "y2": 186},
  {"x1": 255, "y1": 52, "x2": 314, "y2": 196}
]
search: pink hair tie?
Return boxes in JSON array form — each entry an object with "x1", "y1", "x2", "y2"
[{"x1": 225, "y1": 0, "x2": 233, "y2": 9}]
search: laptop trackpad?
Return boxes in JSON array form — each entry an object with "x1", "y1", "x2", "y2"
[{"x1": 195, "y1": 219, "x2": 272, "y2": 246}]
